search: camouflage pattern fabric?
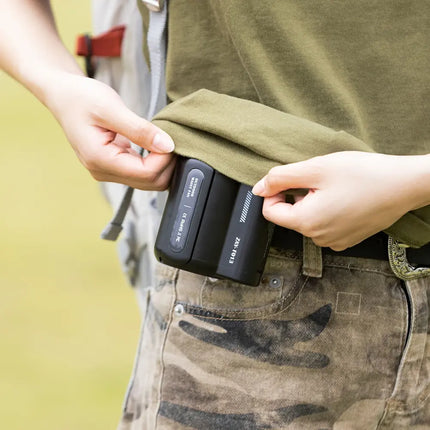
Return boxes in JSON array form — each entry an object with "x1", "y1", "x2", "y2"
[{"x1": 118, "y1": 249, "x2": 430, "y2": 429}]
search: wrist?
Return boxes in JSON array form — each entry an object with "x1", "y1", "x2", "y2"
[
  {"x1": 402, "y1": 154, "x2": 430, "y2": 211},
  {"x1": 29, "y1": 66, "x2": 85, "y2": 111}
]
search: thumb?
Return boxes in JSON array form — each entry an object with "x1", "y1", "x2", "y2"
[
  {"x1": 97, "y1": 97, "x2": 175, "y2": 154},
  {"x1": 253, "y1": 161, "x2": 319, "y2": 197}
]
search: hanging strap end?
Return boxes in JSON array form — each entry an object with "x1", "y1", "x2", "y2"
[{"x1": 101, "y1": 222, "x2": 123, "y2": 241}]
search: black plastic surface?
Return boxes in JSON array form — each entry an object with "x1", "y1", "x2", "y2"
[{"x1": 154, "y1": 157, "x2": 272, "y2": 286}]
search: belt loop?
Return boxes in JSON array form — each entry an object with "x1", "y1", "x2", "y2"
[{"x1": 302, "y1": 236, "x2": 323, "y2": 278}]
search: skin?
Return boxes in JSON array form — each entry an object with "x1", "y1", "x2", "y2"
[
  {"x1": 0, "y1": 0, "x2": 176, "y2": 191},
  {"x1": 253, "y1": 152, "x2": 430, "y2": 251},
  {"x1": 2, "y1": 2, "x2": 429, "y2": 249}
]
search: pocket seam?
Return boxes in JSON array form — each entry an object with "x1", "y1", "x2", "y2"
[
  {"x1": 179, "y1": 275, "x2": 309, "y2": 320},
  {"x1": 383, "y1": 277, "x2": 430, "y2": 415}
]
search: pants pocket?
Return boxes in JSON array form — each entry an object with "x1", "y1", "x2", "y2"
[
  {"x1": 378, "y1": 276, "x2": 430, "y2": 429},
  {"x1": 173, "y1": 251, "x2": 306, "y2": 320},
  {"x1": 158, "y1": 257, "x2": 410, "y2": 429}
]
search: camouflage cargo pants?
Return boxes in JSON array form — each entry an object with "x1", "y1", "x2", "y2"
[{"x1": 118, "y1": 247, "x2": 430, "y2": 429}]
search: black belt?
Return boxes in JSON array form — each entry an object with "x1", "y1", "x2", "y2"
[{"x1": 271, "y1": 227, "x2": 430, "y2": 267}]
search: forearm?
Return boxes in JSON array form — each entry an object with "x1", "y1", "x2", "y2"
[
  {"x1": 0, "y1": 0, "x2": 83, "y2": 109},
  {"x1": 404, "y1": 153, "x2": 430, "y2": 211},
  {"x1": 0, "y1": 0, "x2": 176, "y2": 192}
]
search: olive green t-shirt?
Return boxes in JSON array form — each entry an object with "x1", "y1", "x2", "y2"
[{"x1": 140, "y1": 1, "x2": 430, "y2": 246}]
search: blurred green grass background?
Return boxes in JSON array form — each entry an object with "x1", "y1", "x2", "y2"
[{"x1": 0, "y1": 2, "x2": 140, "y2": 429}]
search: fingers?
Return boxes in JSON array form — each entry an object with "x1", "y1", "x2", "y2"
[
  {"x1": 96, "y1": 93, "x2": 174, "y2": 154},
  {"x1": 111, "y1": 134, "x2": 132, "y2": 150},
  {"x1": 73, "y1": 123, "x2": 176, "y2": 190},
  {"x1": 89, "y1": 142, "x2": 176, "y2": 190},
  {"x1": 262, "y1": 191, "x2": 380, "y2": 251},
  {"x1": 101, "y1": 157, "x2": 176, "y2": 191},
  {"x1": 261, "y1": 194, "x2": 302, "y2": 231},
  {"x1": 253, "y1": 160, "x2": 321, "y2": 197},
  {"x1": 149, "y1": 158, "x2": 177, "y2": 191},
  {"x1": 54, "y1": 77, "x2": 177, "y2": 190}
]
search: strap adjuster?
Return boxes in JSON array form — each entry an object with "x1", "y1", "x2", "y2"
[
  {"x1": 75, "y1": 26, "x2": 126, "y2": 77},
  {"x1": 141, "y1": 0, "x2": 162, "y2": 12},
  {"x1": 83, "y1": 34, "x2": 95, "y2": 78}
]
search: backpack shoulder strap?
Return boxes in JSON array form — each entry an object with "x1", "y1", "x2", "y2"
[{"x1": 101, "y1": 0, "x2": 169, "y2": 241}]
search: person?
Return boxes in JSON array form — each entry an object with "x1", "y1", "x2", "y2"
[{"x1": 1, "y1": 1, "x2": 430, "y2": 429}]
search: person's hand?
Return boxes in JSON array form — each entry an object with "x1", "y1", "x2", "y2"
[
  {"x1": 47, "y1": 73, "x2": 176, "y2": 190},
  {"x1": 252, "y1": 151, "x2": 430, "y2": 250}
]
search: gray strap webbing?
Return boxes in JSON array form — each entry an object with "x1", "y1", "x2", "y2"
[{"x1": 101, "y1": 2, "x2": 168, "y2": 241}]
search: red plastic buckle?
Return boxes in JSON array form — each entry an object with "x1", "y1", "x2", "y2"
[{"x1": 75, "y1": 25, "x2": 126, "y2": 77}]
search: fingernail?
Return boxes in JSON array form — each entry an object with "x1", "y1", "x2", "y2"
[
  {"x1": 152, "y1": 133, "x2": 175, "y2": 153},
  {"x1": 252, "y1": 178, "x2": 266, "y2": 195}
]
